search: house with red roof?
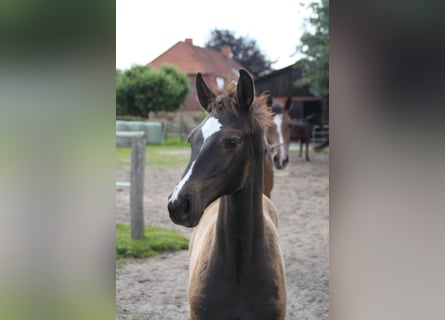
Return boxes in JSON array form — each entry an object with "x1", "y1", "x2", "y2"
[{"x1": 148, "y1": 38, "x2": 248, "y2": 113}]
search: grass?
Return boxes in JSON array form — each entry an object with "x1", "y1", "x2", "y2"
[
  {"x1": 116, "y1": 224, "x2": 189, "y2": 266},
  {"x1": 116, "y1": 136, "x2": 190, "y2": 168},
  {"x1": 162, "y1": 136, "x2": 189, "y2": 147},
  {"x1": 116, "y1": 139, "x2": 328, "y2": 169}
]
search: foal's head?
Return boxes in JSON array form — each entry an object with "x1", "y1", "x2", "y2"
[
  {"x1": 167, "y1": 69, "x2": 271, "y2": 227},
  {"x1": 266, "y1": 97, "x2": 292, "y2": 169}
]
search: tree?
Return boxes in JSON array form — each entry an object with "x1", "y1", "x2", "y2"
[
  {"x1": 295, "y1": 0, "x2": 329, "y2": 98},
  {"x1": 116, "y1": 64, "x2": 191, "y2": 118},
  {"x1": 205, "y1": 29, "x2": 274, "y2": 77}
]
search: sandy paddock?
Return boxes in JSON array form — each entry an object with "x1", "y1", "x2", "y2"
[{"x1": 116, "y1": 147, "x2": 329, "y2": 319}]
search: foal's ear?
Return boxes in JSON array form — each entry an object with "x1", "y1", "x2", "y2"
[
  {"x1": 237, "y1": 69, "x2": 255, "y2": 111},
  {"x1": 196, "y1": 73, "x2": 216, "y2": 112}
]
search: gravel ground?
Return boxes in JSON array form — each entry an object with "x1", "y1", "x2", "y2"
[{"x1": 116, "y1": 148, "x2": 329, "y2": 320}]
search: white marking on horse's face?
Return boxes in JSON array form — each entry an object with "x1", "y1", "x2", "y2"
[
  {"x1": 273, "y1": 114, "x2": 288, "y2": 166},
  {"x1": 274, "y1": 114, "x2": 284, "y2": 145},
  {"x1": 201, "y1": 116, "x2": 222, "y2": 144},
  {"x1": 168, "y1": 116, "x2": 223, "y2": 204},
  {"x1": 169, "y1": 160, "x2": 196, "y2": 204}
]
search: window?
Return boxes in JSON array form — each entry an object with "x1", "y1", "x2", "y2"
[{"x1": 216, "y1": 77, "x2": 224, "y2": 89}]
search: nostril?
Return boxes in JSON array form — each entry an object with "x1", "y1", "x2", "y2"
[
  {"x1": 168, "y1": 194, "x2": 192, "y2": 226},
  {"x1": 182, "y1": 196, "x2": 190, "y2": 214},
  {"x1": 273, "y1": 154, "x2": 279, "y2": 163},
  {"x1": 178, "y1": 195, "x2": 192, "y2": 222}
]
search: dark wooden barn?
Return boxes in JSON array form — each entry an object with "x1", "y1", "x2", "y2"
[{"x1": 255, "y1": 65, "x2": 328, "y2": 124}]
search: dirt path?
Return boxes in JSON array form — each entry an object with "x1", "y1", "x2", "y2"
[{"x1": 116, "y1": 149, "x2": 329, "y2": 319}]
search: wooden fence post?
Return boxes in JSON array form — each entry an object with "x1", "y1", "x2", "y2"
[{"x1": 116, "y1": 131, "x2": 146, "y2": 239}]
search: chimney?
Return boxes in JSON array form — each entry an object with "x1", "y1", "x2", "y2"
[
  {"x1": 221, "y1": 45, "x2": 232, "y2": 58},
  {"x1": 185, "y1": 38, "x2": 193, "y2": 45}
]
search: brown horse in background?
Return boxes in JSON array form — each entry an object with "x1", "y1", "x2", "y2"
[
  {"x1": 265, "y1": 98, "x2": 292, "y2": 169},
  {"x1": 288, "y1": 97, "x2": 320, "y2": 162},
  {"x1": 267, "y1": 96, "x2": 320, "y2": 163},
  {"x1": 167, "y1": 69, "x2": 286, "y2": 319}
]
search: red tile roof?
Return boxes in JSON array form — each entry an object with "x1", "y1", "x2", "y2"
[
  {"x1": 148, "y1": 39, "x2": 249, "y2": 111},
  {"x1": 149, "y1": 39, "x2": 245, "y2": 80}
]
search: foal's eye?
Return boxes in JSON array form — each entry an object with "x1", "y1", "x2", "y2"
[{"x1": 224, "y1": 137, "x2": 240, "y2": 150}]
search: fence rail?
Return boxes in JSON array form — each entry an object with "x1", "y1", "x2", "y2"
[
  {"x1": 311, "y1": 124, "x2": 329, "y2": 144},
  {"x1": 116, "y1": 131, "x2": 146, "y2": 239}
]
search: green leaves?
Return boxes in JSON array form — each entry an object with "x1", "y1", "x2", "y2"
[
  {"x1": 295, "y1": 0, "x2": 329, "y2": 98},
  {"x1": 116, "y1": 64, "x2": 191, "y2": 118}
]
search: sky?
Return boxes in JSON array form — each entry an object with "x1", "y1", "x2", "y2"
[{"x1": 116, "y1": 0, "x2": 315, "y2": 71}]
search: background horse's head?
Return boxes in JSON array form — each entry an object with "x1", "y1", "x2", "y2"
[
  {"x1": 265, "y1": 97, "x2": 292, "y2": 169},
  {"x1": 168, "y1": 69, "x2": 270, "y2": 227}
]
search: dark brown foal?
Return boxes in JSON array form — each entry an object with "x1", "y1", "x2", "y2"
[{"x1": 168, "y1": 69, "x2": 287, "y2": 320}]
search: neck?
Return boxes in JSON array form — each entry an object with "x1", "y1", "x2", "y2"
[{"x1": 215, "y1": 139, "x2": 265, "y2": 282}]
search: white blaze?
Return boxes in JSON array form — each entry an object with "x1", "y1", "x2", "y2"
[
  {"x1": 273, "y1": 114, "x2": 286, "y2": 161},
  {"x1": 168, "y1": 116, "x2": 222, "y2": 204},
  {"x1": 201, "y1": 116, "x2": 222, "y2": 143},
  {"x1": 169, "y1": 160, "x2": 196, "y2": 203}
]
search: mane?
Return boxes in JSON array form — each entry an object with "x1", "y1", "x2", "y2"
[{"x1": 208, "y1": 82, "x2": 273, "y2": 129}]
